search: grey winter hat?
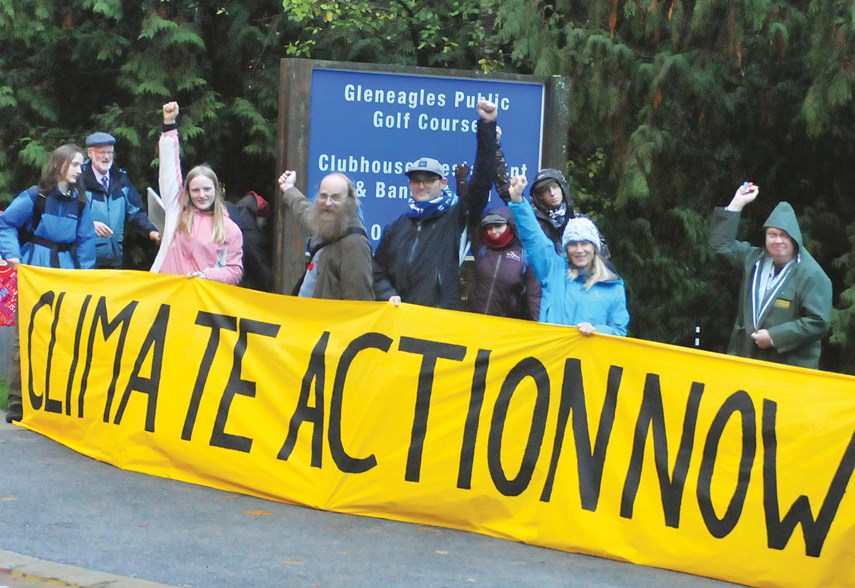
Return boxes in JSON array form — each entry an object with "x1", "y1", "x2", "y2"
[
  {"x1": 481, "y1": 213, "x2": 508, "y2": 227},
  {"x1": 405, "y1": 157, "x2": 445, "y2": 178},
  {"x1": 85, "y1": 132, "x2": 116, "y2": 147},
  {"x1": 561, "y1": 216, "x2": 601, "y2": 252}
]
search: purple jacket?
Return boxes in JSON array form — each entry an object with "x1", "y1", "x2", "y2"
[{"x1": 467, "y1": 206, "x2": 537, "y2": 319}]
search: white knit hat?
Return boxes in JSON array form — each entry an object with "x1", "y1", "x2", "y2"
[{"x1": 561, "y1": 216, "x2": 601, "y2": 253}]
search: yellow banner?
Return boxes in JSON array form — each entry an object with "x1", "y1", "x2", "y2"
[{"x1": 16, "y1": 266, "x2": 855, "y2": 587}]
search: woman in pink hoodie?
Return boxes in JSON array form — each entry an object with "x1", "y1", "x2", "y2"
[{"x1": 150, "y1": 102, "x2": 243, "y2": 285}]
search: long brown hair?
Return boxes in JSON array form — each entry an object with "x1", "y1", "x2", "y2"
[
  {"x1": 38, "y1": 144, "x2": 84, "y2": 195},
  {"x1": 178, "y1": 165, "x2": 227, "y2": 243}
]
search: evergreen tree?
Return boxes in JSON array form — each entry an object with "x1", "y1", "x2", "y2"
[
  {"x1": 0, "y1": 0, "x2": 497, "y2": 266},
  {"x1": 0, "y1": 1, "x2": 295, "y2": 267},
  {"x1": 495, "y1": 0, "x2": 855, "y2": 370}
]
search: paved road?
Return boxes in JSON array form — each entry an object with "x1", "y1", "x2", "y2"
[{"x1": 0, "y1": 416, "x2": 739, "y2": 588}]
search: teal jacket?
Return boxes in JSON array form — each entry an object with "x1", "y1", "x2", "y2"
[
  {"x1": 709, "y1": 203, "x2": 832, "y2": 369},
  {"x1": 81, "y1": 163, "x2": 156, "y2": 269}
]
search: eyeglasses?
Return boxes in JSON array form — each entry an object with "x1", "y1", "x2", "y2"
[
  {"x1": 766, "y1": 230, "x2": 790, "y2": 242},
  {"x1": 408, "y1": 175, "x2": 440, "y2": 186},
  {"x1": 317, "y1": 192, "x2": 345, "y2": 204}
]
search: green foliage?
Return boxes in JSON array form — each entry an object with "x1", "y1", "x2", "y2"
[
  {"x1": 82, "y1": 0, "x2": 122, "y2": 19},
  {"x1": 491, "y1": 0, "x2": 855, "y2": 370},
  {"x1": 0, "y1": 0, "x2": 507, "y2": 208},
  {"x1": 138, "y1": 15, "x2": 178, "y2": 40},
  {"x1": 279, "y1": 0, "x2": 498, "y2": 68}
]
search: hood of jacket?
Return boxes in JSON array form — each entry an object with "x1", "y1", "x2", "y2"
[
  {"x1": 479, "y1": 205, "x2": 519, "y2": 242},
  {"x1": 480, "y1": 205, "x2": 517, "y2": 227},
  {"x1": 762, "y1": 201, "x2": 803, "y2": 252},
  {"x1": 529, "y1": 168, "x2": 574, "y2": 218}
]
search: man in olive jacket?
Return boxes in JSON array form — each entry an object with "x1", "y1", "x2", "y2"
[
  {"x1": 709, "y1": 183, "x2": 832, "y2": 369},
  {"x1": 277, "y1": 171, "x2": 373, "y2": 300}
]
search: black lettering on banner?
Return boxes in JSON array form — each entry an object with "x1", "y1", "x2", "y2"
[
  {"x1": 329, "y1": 332, "x2": 393, "y2": 473},
  {"x1": 763, "y1": 399, "x2": 855, "y2": 557},
  {"x1": 398, "y1": 337, "x2": 467, "y2": 482},
  {"x1": 181, "y1": 312, "x2": 237, "y2": 441},
  {"x1": 541, "y1": 361, "x2": 622, "y2": 509},
  {"x1": 696, "y1": 391, "x2": 756, "y2": 538},
  {"x1": 27, "y1": 290, "x2": 56, "y2": 411},
  {"x1": 457, "y1": 349, "x2": 492, "y2": 490},
  {"x1": 67, "y1": 295, "x2": 93, "y2": 416},
  {"x1": 620, "y1": 376, "x2": 704, "y2": 527},
  {"x1": 487, "y1": 357, "x2": 550, "y2": 497},
  {"x1": 210, "y1": 318, "x2": 280, "y2": 453},
  {"x1": 43, "y1": 291, "x2": 65, "y2": 414},
  {"x1": 112, "y1": 304, "x2": 171, "y2": 432},
  {"x1": 279, "y1": 331, "x2": 331, "y2": 467},
  {"x1": 75, "y1": 297, "x2": 139, "y2": 422}
]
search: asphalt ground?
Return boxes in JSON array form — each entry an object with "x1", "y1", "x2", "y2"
[{"x1": 0, "y1": 414, "x2": 741, "y2": 588}]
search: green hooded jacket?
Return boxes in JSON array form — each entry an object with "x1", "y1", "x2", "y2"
[{"x1": 709, "y1": 202, "x2": 832, "y2": 369}]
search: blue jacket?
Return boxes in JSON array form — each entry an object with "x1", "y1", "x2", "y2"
[
  {"x1": 81, "y1": 163, "x2": 156, "y2": 268},
  {"x1": 0, "y1": 186, "x2": 96, "y2": 269},
  {"x1": 509, "y1": 200, "x2": 628, "y2": 335}
]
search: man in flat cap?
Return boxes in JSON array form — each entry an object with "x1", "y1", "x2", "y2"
[
  {"x1": 372, "y1": 99, "x2": 497, "y2": 309},
  {"x1": 710, "y1": 182, "x2": 832, "y2": 369},
  {"x1": 81, "y1": 131, "x2": 160, "y2": 268}
]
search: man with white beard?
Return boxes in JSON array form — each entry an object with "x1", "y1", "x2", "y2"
[
  {"x1": 80, "y1": 131, "x2": 160, "y2": 268},
  {"x1": 277, "y1": 171, "x2": 373, "y2": 300}
]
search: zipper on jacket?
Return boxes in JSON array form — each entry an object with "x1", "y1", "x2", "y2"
[
  {"x1": 484, "y1": 253, "x2": 502, "y2": 312},
  {"x1": 106, "y1": 192, "x2": 112, "y2": 242},
  {"x1": 407, "y1": 222, "x2": 422, "y2": 265}
]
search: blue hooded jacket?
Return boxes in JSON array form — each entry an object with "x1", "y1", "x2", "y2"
[
  {"x1": 0, "y1": 187, "x2": 96, "y2": 269},
  {"x1": 509, "y1": 199, "x2": 629, "y2": 335}
]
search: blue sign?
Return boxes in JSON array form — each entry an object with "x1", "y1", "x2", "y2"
[{"x1": 306, "y1": 69, "x2": 545, "y2": 246}]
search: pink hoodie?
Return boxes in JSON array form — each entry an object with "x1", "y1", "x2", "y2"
[{"x1": 151, "y1": 130, "x2": 243, "y2": 285}]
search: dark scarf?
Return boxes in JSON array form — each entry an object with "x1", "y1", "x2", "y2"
[{"x1": 406, "y1": 187, "x2": 457, "y2": 220}]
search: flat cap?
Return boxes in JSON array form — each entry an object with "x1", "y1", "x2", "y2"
[
  {"x1": 481, "y1": 213, "x2": 508, "y2": 227},
  {"x1": 85, "y1": 132, "x2": 116, "y2": 147}
]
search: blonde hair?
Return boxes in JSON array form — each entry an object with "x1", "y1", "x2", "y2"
[
  {"x1": 567, "y1": 253, "x2": 614, "y2": 290},
  {"x1": 179, "y1": 165, "x2": 227, "y2": 243}
]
